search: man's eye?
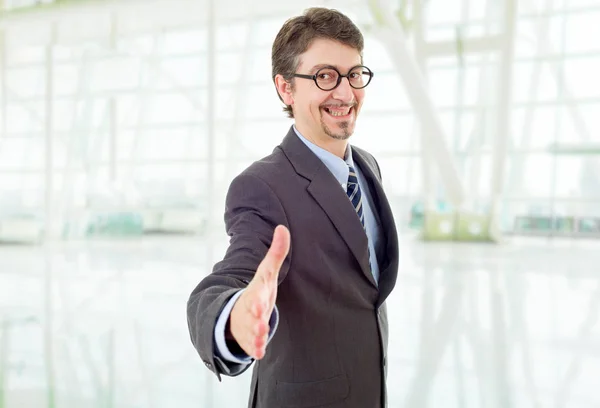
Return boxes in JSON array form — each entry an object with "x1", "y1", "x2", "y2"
[{"x1": 318, "y1": 73, "x2": 331, "y2": 80}]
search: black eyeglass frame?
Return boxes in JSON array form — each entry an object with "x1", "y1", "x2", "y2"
[{"x1": 291, "y1": 65, "x2": 374, "y2": 91}]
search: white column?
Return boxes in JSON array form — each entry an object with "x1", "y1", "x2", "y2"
[
  {"x1": 506, "y1": 0, "x2": 554, "y2": 199},
  {"x1": 412, "y1": 0, "x2": 436, "y2": 212},
  {"x1": 0, "y1": 29, "x2": 5, "y2": 139},
  {"x1": 44, "y1": 23, "x2": 57, "y2": 241},
  {"x1": 489, "y1": 0, "x2": 517, "y2": 230},
  {"x1": 206, "y1": 0, "x2": 216, "y2": 237},
  {"x1": 109, "y1": 13, "x2": 117, "y2": 183},
  {"x1": 204, "y1": 0, "x2": 216, "y2": 406}
]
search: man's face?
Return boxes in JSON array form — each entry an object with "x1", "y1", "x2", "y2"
[{"x1": 281, "y1": 39, "x2": 365, "y2": 144}]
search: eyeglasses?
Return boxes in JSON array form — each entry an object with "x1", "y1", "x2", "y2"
[{"x1": 291, "y1": 65, "x2": 374, "y2": 91}]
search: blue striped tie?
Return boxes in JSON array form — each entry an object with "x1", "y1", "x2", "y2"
[
  {"x1": 346, "y1": 165, "x2": 365, "y2": 229},
  {"x1": 347, "y1": 165, "x2": 375, "y2": 278}
]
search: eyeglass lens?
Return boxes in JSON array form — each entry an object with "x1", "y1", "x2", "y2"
[{"x1": 315, "y1": 66, "x2": 372, "y2": 90}]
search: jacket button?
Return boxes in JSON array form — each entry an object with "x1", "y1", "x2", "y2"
[{"x1": 204, "y1": 361, "x2": 213, "y2": 369}]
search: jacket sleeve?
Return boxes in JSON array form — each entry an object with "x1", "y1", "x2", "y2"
[{"x1": 186, "y1": 172, "x2": 291, "y2": 380}]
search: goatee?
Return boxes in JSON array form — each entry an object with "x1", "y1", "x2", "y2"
[{"x1": 322, "y1": 120, "x2": 352, "y2": 140}]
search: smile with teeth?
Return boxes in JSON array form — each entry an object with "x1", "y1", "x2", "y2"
[{"x1": 323, "y1": 106, "x2": 353, "y2": 117}]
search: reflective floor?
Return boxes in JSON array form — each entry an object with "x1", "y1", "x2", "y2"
[{"x1": 1, "y1": 232, "x2": 599, "y2": 407}]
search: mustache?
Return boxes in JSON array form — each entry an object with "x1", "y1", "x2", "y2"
[{"x1": 320, "y1": 102, "x2": 357, "y2": 109}]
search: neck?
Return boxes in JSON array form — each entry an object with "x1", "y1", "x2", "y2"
[{"x1": 295, "y1": 123, "x2": 348, "y2": 159}]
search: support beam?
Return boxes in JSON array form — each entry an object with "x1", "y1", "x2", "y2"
[
  {"x1": 228, "y1": 17, "x2": 257, "y2": 166},
  {"x1": 368, "y1": 0, "x2": 467, "y2": 208},
  {"x1": 126, "y1": 22, "x2": 161, "y2": 191},
  {"x1": 206, "y1": 0, "x2": 216, "y2": 239},
  {"x1": 412, "y1": 0, "x2": 435, "y2": 212},
  {"x1": 506, "y1": 0, "x2": 554, "y2": 199},
  {"x1": 44, "y1": 23, "x2": 57, "y2": 242},
  {"x1": 464, "y1": 0, "x2": 497, "y2": 209},
  {"x1": 109, "y1": 12, "x2": 117, "y2": 183},
  {"x1": 204, "y1": 0, "x2": 216, "y2": 407},
  {"x1": 489, "y1": 0, "x2": 517, "y2": 239},
  {"x1": 54, "y1": 21, "x2": 96, "y2": 239},
  {"x1": 0, "y1": 29, "x2": 5, "y2": 139}
]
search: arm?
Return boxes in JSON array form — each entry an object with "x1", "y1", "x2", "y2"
[{"x1": 186, "y1": 173, "x2": 291, "y2": 380}]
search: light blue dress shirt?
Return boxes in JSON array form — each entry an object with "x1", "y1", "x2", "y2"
[{"x1": 214, "y1": 125, "x2": 383, "y2": 365}]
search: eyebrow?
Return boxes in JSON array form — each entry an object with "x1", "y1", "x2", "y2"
[
  {"x1": 308, "y1": 64, "x2": 337, "y2": 73},
  {"x1": 308, "y1": 64, "x2": 362, "y2": 74}
]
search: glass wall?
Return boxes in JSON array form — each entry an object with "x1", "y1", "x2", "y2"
[{"x1": 0, "y1": 1, "x2": 599, "y2": 407}]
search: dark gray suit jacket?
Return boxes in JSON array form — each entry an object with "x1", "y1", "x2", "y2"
[{"x1": 187, "y1": 126, "x2": 399, "y2": 408}]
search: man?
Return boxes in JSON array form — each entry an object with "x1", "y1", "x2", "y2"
[{"x1": 187, "y1": 7, "x2": 399, "y2": 408}]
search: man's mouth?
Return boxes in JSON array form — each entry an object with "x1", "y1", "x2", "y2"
[{"x1": 322, "y1": 106, "x2": 353, "y2": 117}]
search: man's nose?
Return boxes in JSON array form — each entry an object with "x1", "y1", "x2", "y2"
[{"x1": 331, "y1": 77, "x2": 355, "y2": 102}]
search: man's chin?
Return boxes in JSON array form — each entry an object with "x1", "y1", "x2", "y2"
[
  {"x1": 322, "y1": 123, "x2": 354, "y2": 141},
  {"x1": 327, "y1": 132, "x2": 352, "y2": 141}
]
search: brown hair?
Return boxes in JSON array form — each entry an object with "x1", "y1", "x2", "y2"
[{"x1": 271, "y1": 7, "x2": 364, "y2": 118}]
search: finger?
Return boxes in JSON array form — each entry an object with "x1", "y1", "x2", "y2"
[
  {"x1": 240, "y1": 331, "x2": 267, "y2": 360},
  {"x1": 256, "y1": 225, "x2": 290, "y2": 283},
  {"x1": 254, "y1": 332, "x2": 268, "y2": 349},
  {"x1": 243, "y1": 318, "x2": 270, "y2": 358},
  {"x1": 253, "y1": 319, "x2": 269, "y2": 337},
  {"x1": 253, "y1": 335, "x2": 268, "y2": 360},
  {"x1": 231, "y1": 298, "x2": 271, "y2": 360},
  {"x1": 254, "y1": 349, "x2": 265, "y2": 360}
]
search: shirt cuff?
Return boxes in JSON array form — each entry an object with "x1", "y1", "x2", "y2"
[{"x1": 214, "y1": 289, "x2": 280, "y2": 364}]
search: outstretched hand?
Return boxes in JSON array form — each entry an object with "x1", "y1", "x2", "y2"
[{"x1": 229, "y1": 225, "x2": 290, "y2": 359}]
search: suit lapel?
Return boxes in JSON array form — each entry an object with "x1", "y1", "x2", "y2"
[
  {"x1": 352, "y1": 149, "x2": 399, "y2": 307},
  {"x1": 279, "y1": 128, "x2": 375, "y2": 287},
  {"x1": 307, "y1": 175, "x2": 375, "y2": 287}
]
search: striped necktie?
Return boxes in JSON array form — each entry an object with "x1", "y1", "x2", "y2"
[
  {"x1": 346, "y1": 165, "x2": 365, "y2": 229},
  {"x1": 347, "y1": 164, "x2": 375, "y2": 279}
]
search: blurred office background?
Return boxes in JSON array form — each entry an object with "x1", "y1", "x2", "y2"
[{"x1": 0, "y1": 0, "x2": 599, "y2": 406}]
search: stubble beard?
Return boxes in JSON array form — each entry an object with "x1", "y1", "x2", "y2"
[{"x1": 321, "y1": 118, "x2": 353, "y2": 141}]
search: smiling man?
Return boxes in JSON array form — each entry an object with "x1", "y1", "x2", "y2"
[{"x1": 187, "y1": 7, "x2": 399, "y2": 408}]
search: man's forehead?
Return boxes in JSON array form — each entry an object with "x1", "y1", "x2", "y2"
[
  {"x1": 297, "y1": 57, "x2": 362, "y2": 74},
  {"x1": 298, "y1": 39, "x2": 361, "y2": 66}
]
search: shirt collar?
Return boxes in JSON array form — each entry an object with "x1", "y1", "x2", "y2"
[{"x1": 292, "y1": 125, "x2": 354, "y2": 187}]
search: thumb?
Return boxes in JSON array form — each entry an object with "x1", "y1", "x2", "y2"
[{"x1": 256, "y1": 225, "x2": 290, "y2": 284}]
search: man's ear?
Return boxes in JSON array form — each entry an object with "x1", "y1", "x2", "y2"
[{"x1": 274, "y1": 74, "x2": 294, "y2": 106}]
